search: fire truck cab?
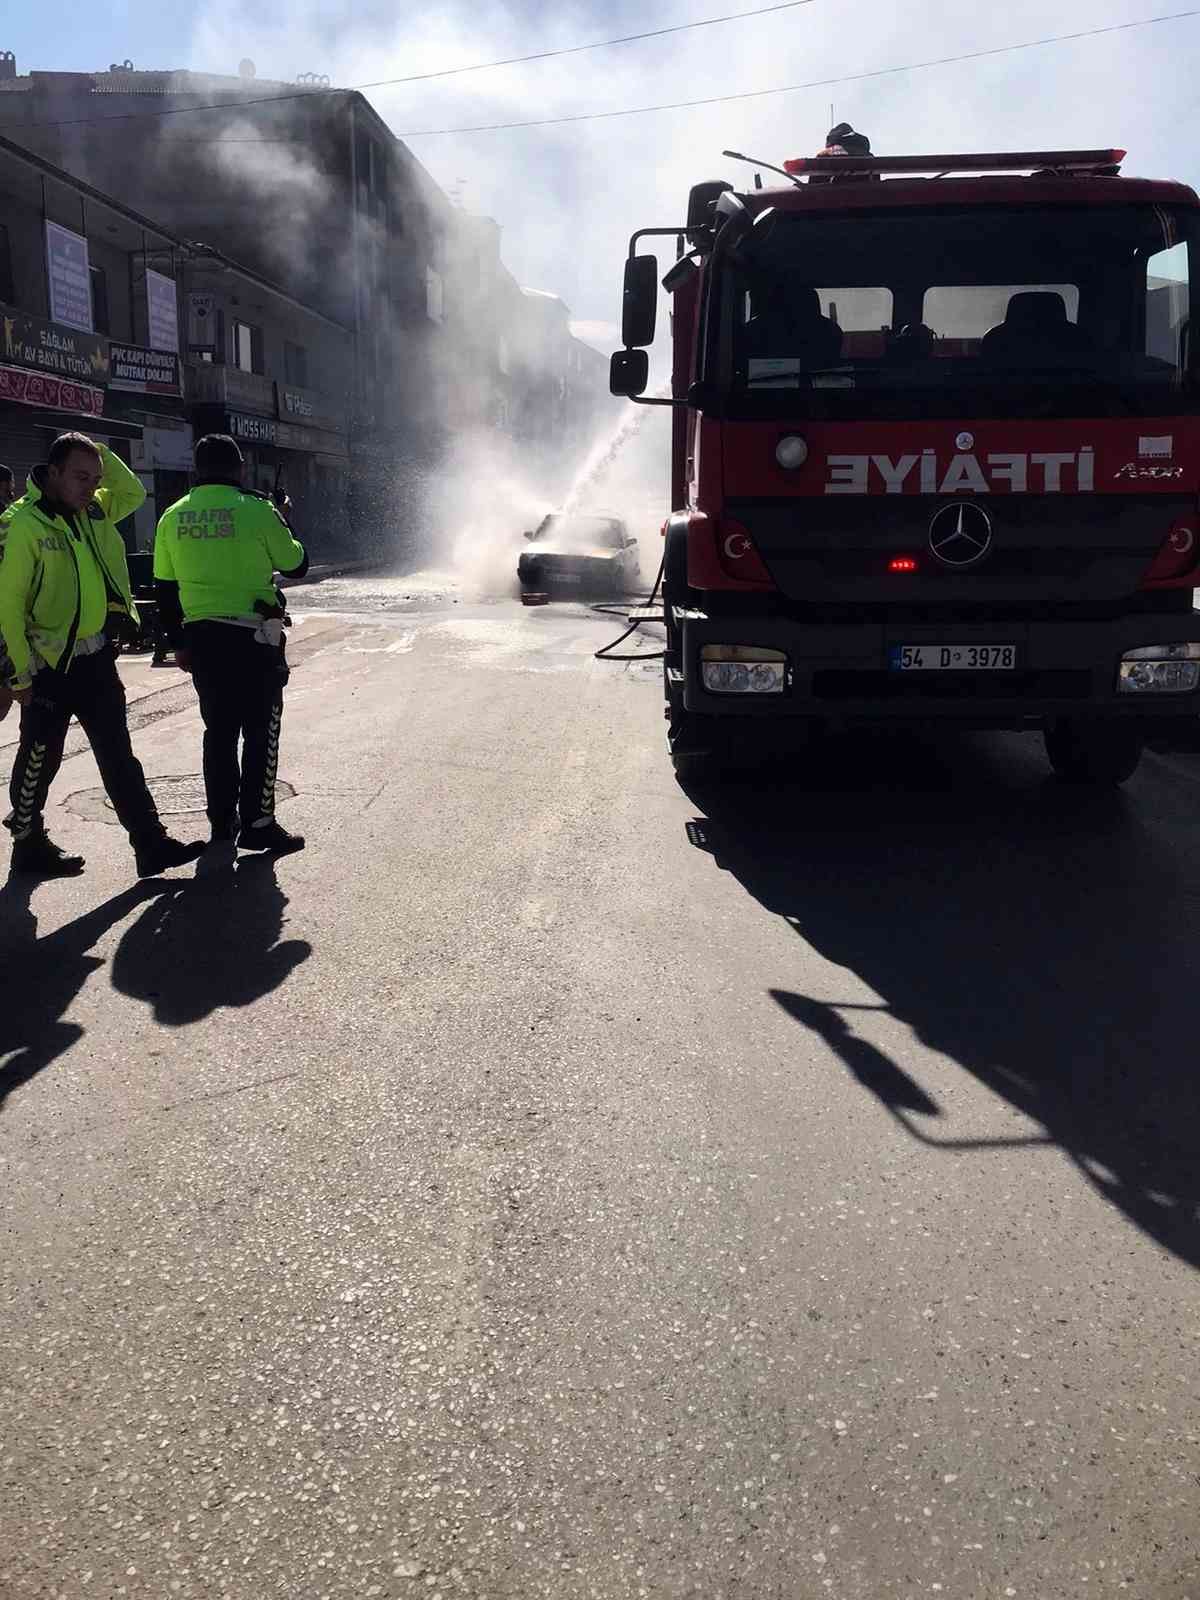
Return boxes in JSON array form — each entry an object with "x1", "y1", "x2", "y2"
[{"x1": 611, "y1": 145, "x2": 1200, "y2": 784}]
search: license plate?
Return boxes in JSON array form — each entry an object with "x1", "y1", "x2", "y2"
[{"x1": 890, "y1": 643, "x2": 1017, "y2": 672}]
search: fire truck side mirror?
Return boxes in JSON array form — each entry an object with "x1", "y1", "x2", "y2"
[
  {"x1": 622, "y1": 255, "x2": 659, "y2": 348},
  {"x1": 610, "y1": 349, "x2": 649, "y2": 398}
]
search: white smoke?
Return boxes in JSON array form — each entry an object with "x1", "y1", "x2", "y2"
[
  {"x1": 429, "y1": 430, "x2": 554, "y2": 597},
  {"x1": 174, "y1": 0, "x2": 1200, "y2": 588},
  {"x1": 187, "y1": 0, "x2": 1200, "y2": 328}
]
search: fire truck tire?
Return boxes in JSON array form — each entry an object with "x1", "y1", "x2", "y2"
[
  {"x1": 667, "y1": 710, "x2": 728, "y2": 782},
  {"x1": 670, "y1": 743, "x2": 722, "y2": 784},
  {"x1": 1043, "y1": 720, "x2": 1143, "y2": 786}
]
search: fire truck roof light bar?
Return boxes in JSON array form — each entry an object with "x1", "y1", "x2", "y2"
[{"x1": 782, "y1": 149, "x2": 1126, "y2": 176}]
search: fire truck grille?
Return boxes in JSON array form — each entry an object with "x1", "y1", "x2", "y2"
[{"x1": 811, "y1": 669, "x2": 1093, "y2": 702}]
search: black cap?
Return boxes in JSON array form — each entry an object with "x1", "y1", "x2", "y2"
[
  {"x1": 826, "y1": 123, "x2": 871, "y2": 156},
  {"x1": 195, "y1": 433, "x2": 244, "y2": 480}
]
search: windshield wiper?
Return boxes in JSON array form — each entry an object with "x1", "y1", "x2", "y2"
[{"x1": 722, "y1": 150, "x2": 803, "y2": 189}]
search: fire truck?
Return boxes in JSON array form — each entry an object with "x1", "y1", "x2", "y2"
[{"x1": 610, "y1": 140, "x2": 1200, "y2": 784}]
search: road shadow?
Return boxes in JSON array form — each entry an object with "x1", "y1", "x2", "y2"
[
  {"x1": 110, "y1": 853, "x2": 311, "y2": 1025},
  {"x1": 0, "y1": 875, "x2": 167, "y2": 1115},
  {"x1": 681, "y1": 729, "x2": 1200, "y2": 1269}
]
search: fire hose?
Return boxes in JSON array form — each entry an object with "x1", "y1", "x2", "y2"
[{"x1": 592, "y1": 550, "x2": 667, "y2": 662}]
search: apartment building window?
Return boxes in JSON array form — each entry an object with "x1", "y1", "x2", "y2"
[
  {"x1": 89, "y1": 267, "x2": 110, "y2": 335},
  {"x1": 426, "y1": 267, "x2": 444, "y2": 325},
  {"x1": 355, "y1": 131, "x2": 387, "y2": 214},
  {"x1": 284, "y1": 341, "x2": 308, "y2": 388},
  {"x1": 355, "y1": 130, "x2": 370, "y2": 209},
  {"x1": 233, "y1": 318, "x2": 263, "y2": 374},
  {"x1": 0, "y1": 224, "x2": 13, "y2": 304}
]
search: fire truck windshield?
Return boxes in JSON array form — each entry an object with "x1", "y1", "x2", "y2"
[{"x1": 720, "y1": 203, "x2": 1196, "y2": 420}]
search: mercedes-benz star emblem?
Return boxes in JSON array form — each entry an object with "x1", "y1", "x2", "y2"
[{"x1": 928, "y1": 501, "x2": 993, "y2": 568}]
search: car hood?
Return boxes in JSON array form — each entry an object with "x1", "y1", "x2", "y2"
[{"x1": 524, "y1": 543, "x2": 618, "y2": 560}]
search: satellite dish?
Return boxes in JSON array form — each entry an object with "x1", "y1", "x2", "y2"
[{"x1": 238, "y1": 58, "x2": 257, "y2": 79}]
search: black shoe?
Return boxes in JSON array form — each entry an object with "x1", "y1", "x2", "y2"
[
  {"x1": 238, "y1": 821, "x2": 305, "y2": 856},
  {"x1": 134, "y1": 834, "x2": 206, "y2": 878},
  {"x1": 11, "y1": 831, "x2": 85, "y2": 878}
]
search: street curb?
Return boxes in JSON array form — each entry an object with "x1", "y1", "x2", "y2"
[{"x1": 283, "y1": 559, "x2": 382, "y2": 587}]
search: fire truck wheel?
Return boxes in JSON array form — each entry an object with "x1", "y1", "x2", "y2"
[
  {"x1": 1043, "y1": 720, "x2": 1143, "y2": 786},
  {"x1": 671, "y1": 746, "x2": 722, "y2": 784}
]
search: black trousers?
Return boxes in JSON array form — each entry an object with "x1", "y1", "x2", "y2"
[
  {"x1": 185, "y1": 621, "x2": 288, "y2": 837},
  {"x1": 7, "y1": 646, "x2": 162, "y2": 846}
]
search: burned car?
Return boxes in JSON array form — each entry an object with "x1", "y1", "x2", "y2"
[{"x1": 518, "y1": 512, "x2": 640, "y2": 597}]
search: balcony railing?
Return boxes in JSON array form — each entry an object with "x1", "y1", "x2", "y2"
[
  {"x1": 185, "y1": 364, "x2": 349, "y2": 435},
  {"x1": 185, "y1": 362, "x2": 276, "y2": 414}
]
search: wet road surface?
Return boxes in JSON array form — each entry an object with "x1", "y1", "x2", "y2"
[{"x1": 2, "y1": 570, "x2": 1198, "y2": 1598}]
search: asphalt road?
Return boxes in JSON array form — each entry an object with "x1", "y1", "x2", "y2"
[{"x1": 2, "y1": 571, "x2": 1198, "y2": 1599}]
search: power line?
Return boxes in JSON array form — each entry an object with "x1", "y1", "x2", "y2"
[
  {"x1": 0, "y1": 0, "x2": 819, "y2": 133},
  {"x1": 357, "y1": 0, "x2": 818, "y2": 87},
  {"x1": 393, "y1": 9, "x2": 1200, "y2": 137},
  {"x1": 9, "y1": 6, "x2": 1190, "y2": 147}
]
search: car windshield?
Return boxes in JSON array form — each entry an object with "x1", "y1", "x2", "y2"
[
  {"x1": 719, "y1": 203, "x2": 1196, "y2": 420},
  {"x1": 537, "y1": 516, "x2": 625, "y2": 549}
]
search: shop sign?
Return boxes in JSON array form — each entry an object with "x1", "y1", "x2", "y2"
[
  {"x1": 228, "y1": 410, "x2": 278, "y2": 445},
  {"x1": 109, "y1": 342, "x2": 182, "y2": 395},
  {"x1": 45, "y1": 221, "x2": 93, "y2": 332},
  {"x1": 1, "y1": 302, "x2": 110, "y2": 382},
  {"x1": 0, "y1": 361, "x2": 105, "y2": 415}
]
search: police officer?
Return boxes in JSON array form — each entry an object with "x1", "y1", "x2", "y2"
[
  {"x1": 0, "y1": 433, "x2": 205, "y2": 878},
  {"x1": 0, "y1": 463, "x2": 15, "y2": 723},
  {"x1": 154, "y1": 434, "x2": 308, "y2": 856}
]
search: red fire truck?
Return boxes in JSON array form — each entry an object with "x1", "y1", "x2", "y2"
[{"x1": 610, "y1": 143, "x2": 1200, "y2": 784}]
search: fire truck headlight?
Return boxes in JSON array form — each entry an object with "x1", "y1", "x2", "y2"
[
  {"x1": 774, "y1": 435, "x2": 808, "y2": 471},
  {"x1": 1118, "y1": 642, "x2": 1200, "y2": 694},
  {"x1": 700, "y1": 644, "x2": 787, "y2": 694}
]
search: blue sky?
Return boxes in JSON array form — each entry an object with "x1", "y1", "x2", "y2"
[
  {"x1": 5, "y1": 4, "x2": 193, "y2": 72},
  {"x1": 5, "y1": 0, "x2": 1200, "y2": 338},
  {"x1": 1, "y1": 0, "x2": 652, "y2": 79}
]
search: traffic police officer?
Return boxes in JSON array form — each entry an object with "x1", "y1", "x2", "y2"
[
  {"x1": 0, "y1": 433, "x2": 205, "y2": 878},
  {"x1": 154, "y1": 434, "x2": 309, "y2": 856},
  {"x1": 0, "y1": 462, "x2": 14, "y2": 723}
]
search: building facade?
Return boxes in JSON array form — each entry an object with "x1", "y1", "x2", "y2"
[
  {"x1": 0, "y1": 54, "x2": 615, "y2": 552},
  {"x1": 0, "y1": 132, "x2": 351, "y2": 557},
  {"x1": 176, "y1": 246, "x2": 352, "y2": 555},
  {"x1": 0, "y1": 133, "x2": 190, "y2": 551}
]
